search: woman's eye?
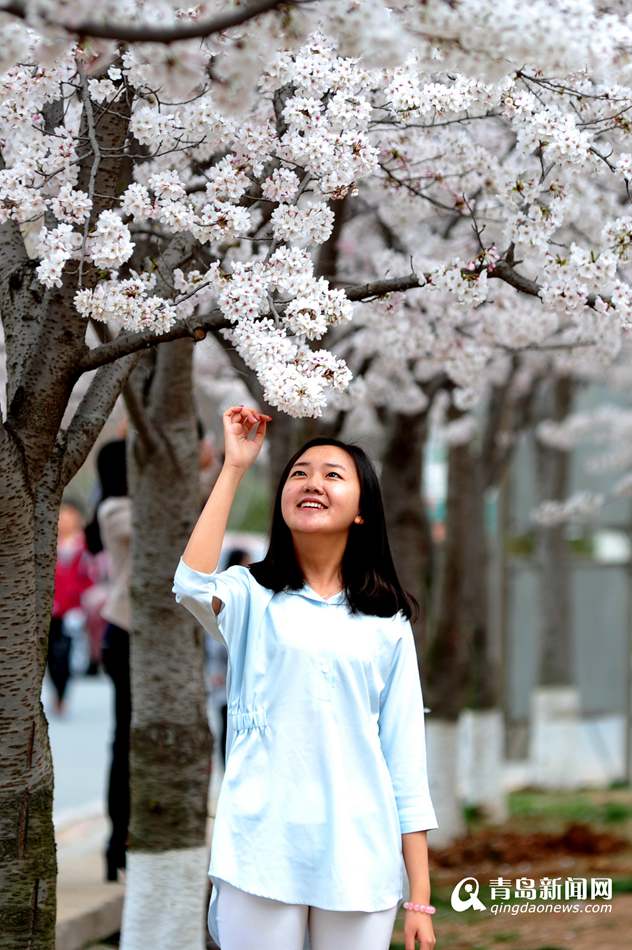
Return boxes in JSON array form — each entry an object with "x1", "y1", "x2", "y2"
[{"x1": 290, "y1": 470, "x2": 341, "y2": 478}]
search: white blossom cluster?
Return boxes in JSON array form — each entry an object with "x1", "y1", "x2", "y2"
[
  {"x1": 263, "y1": 32, "x2": 380, "y2": 196},
  {"x1": 221, "y1": 318, "x2": 353, "y2": 418},
  {"x1": 433, "y1": 413, "x2": 479, "y2": 447},
  {"x1": 2, "y1": 1, "x2": 632, "y2": 423},
  {"x1": 35, "y1": 209, "x2": 135, "y2": 287},
  {"x1": 74, "y1": 272, "x2": 177, "y2": 334},
  {"x1": 270, "y1": 202, "x2": 335, "y2": 247},
  {"x1": 536, "y1": 404, "x2": 632, "y2": 474},
  {"x1": 530, "y1": 491, "x2": 605, "y2": 526},
  {"x1": 384, "y1": 57, "x2": 492, "y2": 119},
  {"x1": 530, "y1": 399, "x2": 632, "y2": 518}
]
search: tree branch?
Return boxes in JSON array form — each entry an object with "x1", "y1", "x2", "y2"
[
  {"x1": 0, "y1": 152, "x2": 28, "y2": 286},
  {"x1": 345, "y1": 272, "x2": 423, "y2": 301},
  {"x1": 481, "y1": 360, "x2": 518, "y2": 489},
  {"x1": 489, "y1": 259, "x2": 542, "y2": 298},
  {"x1": 90, "y1": 319, "x2": 160, "y2": 456},
  {"x1": 60, "y1": 350, "x2": 141, "y2": 486},
  {"x1": 345, "y1": 252, "x2": 608, "y2": 312},
  {"x1": 79, "y1": 296, "x2": 231, "y2": 374},
  {"x1": 4, "y1": 0, "x2": 303, "y2": 44},
  {"x1": 79, "y1": 244, "x2": 613, "y2": 375},
  {"x1": 484, "y1": 374, "x2": 543, "y2": 490}
]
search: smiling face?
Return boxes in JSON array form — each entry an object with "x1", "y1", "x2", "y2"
[{"x1": 281, "y1": 444, "x2": 364, "y2": 536}]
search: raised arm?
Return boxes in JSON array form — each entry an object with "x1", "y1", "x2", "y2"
[{"x1": 182, "y1": 405, "x2": 271, "y2": 581}]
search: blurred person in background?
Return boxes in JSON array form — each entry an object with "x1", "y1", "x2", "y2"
[
  {"x1": 47, "y1": 499, "x2": 95, "y2": 716},
  {"x1": 93, "y1": 437, "x2": 132, "y2": 883},
  {"x1": 92, "y1": 418, "x2": 212, "y2": 880},
  {"x1": 79, "y1": 548, "x2": 111, "y2": 676}
]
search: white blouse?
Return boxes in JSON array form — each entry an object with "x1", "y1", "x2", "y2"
[{"x1": 172, "y1": 556, "x2": 438, "y2": 949}]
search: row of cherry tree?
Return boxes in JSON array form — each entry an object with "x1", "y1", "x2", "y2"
[{"x1": 2, "y1": 1, "x2": 632, "y2": 947}]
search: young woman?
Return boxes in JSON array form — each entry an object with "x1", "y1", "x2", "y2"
[{"x1": 172, "y1": 406, "x2": 438, "y2": 950}]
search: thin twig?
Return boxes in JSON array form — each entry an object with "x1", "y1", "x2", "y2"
[
  {"x1": 78, "y1": 75, "x2": 101, "y2": 289},
  {"x1": 4, "y1": 0, "x2": 308, "y2": 44}
]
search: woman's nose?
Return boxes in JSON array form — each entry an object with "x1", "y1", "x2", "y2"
[{"x1": 303, "y1": 476, "x2": 324, "y2": 492}]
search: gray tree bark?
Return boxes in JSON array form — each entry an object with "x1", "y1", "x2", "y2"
[
  {"x1": 426, "y1": 373, "x2": 541, "y2": 718},
  {"x1": 380, "y1": 408, "x2": 434, "y2": 647},
  {"x1": 122, "y1": 339, "x2": 211, "y2": 947},
  {"x1": 426, "y1": 426, "x2": 486, "y2": 718},
  {"x1": 0, "y1": 81, "x2": 139, "y2": 949},
  {"x1": 0, "y1": 324, "x2": 138, "y2": 949},
  {"x1": 534, "y1": 376, "x2": 574, "y2": 687}
]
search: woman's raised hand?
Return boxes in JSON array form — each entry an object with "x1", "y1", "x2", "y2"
[{"x1": 222, "y1": 406, "x2": 272, "y2": 472}]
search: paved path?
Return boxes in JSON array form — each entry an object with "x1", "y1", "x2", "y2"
[
  {"x1": 43, "y1": 672, "x2": 113, "y2": 825},
  {"x1": 43, "y1": 671, "x2": 224, "y2": 824},
  {"x1": 46, "y1": 671, "x2": 223, "y2": 948}
]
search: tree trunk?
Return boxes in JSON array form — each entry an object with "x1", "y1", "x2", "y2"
[
  {"x1": 0, "y1": 77, "x2": 136, "y2": 948},
  {"x1": 461, "y1": 451, "x2": 496, "y2": 711},
  {"x1": 530, "y1": 375, "x2": 580, "y2": 788},
  {"x1": 535, "y1": 376, "x2": 574, "y2": 688},
  {"x1": 121, "y1": 339, "x2": 212, "y2": 950},
  {"x1": 380, "y1": 408, "x2": 434, "y2": 646},
  {"x1": 427, "y1": 435, "x2": 478, "y2": 719},
  {"x1": 424, "y1": 425, "x2": 506, "y2": 834},
  {"x1": 0, "y1": 430, "x2": 60, "y2": 949}
]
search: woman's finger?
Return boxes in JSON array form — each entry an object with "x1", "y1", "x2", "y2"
[
  {"x1": 254, "y1": 418, "x2": 267, "y2": 441},
  {"x1": 242, "y1": 411, "x2": 266, "y2": 428},
  {"x1": 227, "y1": 407, "x2": 250, "y2": 423},
  {"x1": 225, "y1": 405, "x2": 272, "y2": 415}
]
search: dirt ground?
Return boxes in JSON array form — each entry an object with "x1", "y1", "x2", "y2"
[
  {"x1": 413, "y1": 895, "x2": 632, "y2": 950},
  {"x1": 390, "y1": 802, "x2": 632, "y2": 950}
]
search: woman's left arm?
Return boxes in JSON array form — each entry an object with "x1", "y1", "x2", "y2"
[
  {"x1": 377, "y1": 621, "x2": 438, "y2": 834},
  {"x1": 378, "y1": 620, "x2": 439, "y2": 949},
  {"x1": 402, "y1": 829, "x2": 431, "y2": 903},
  {"x1": 402, "y1": 831, "x2": 436, "y2": 950}
]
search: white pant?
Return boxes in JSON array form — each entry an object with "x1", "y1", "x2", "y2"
[{"x1": 214, "y1": 880, "x2": 399, "y2": 950}]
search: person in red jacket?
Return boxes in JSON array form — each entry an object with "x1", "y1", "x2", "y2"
[{"x1": 47, "y1": 500, "x2": 94, "y2": 715}]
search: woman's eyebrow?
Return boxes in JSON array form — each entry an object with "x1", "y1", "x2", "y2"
[{"x1": 291, "y1": 460, "x2": 347, "y2": 470}]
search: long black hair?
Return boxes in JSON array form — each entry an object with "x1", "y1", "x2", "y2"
[
  {"x1": 248, "y1": 437, "x2": 419, "y2": 621},
  {"x1": 85, "y1": 439, "x2": 128, "y2": 554}
]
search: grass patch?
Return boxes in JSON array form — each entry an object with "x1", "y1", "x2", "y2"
[
  {"x1": 508, "y1": 789, "x2": 632, "y2": 826},
  {"x1": 612, "y1": 876, "x2": 632, "y2": 893},
  {"x1": 603, "y1": 801, "x2": 632, "y2": 823},
  {"x1": 608, "y1": 779, "x2": 630, "y2": 790},
  {"x1": 464, "y1": 803, "x2": 486, "y2": 825}
]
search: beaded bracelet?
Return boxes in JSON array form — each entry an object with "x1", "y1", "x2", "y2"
[{"x1": 403, "y1": 901, "x2": 436, "y2": 915}]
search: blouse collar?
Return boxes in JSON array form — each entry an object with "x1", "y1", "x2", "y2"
[{"x1": 297, "y1": 583, "x2": 346, "y2": 605}]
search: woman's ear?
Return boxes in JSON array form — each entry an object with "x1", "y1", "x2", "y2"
[{"x1": 353, "y1": 515, "x2": 364, "y2": 524}]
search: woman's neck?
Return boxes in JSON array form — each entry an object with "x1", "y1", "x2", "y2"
[{"x1": 292, "y1": 532, "x2": 346, "y2": 594}]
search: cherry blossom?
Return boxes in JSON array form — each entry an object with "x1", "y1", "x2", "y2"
[{"x1": 2, "y1": 1, "x2": 632, "y2": 420}]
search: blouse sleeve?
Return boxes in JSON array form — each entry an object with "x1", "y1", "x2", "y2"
[
  {"x1": 378, "y1": 617, "x2": 439, "y2": 834},
  {"x1": 172, "y1": 556, "x2": 252, "y2": 651}
]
